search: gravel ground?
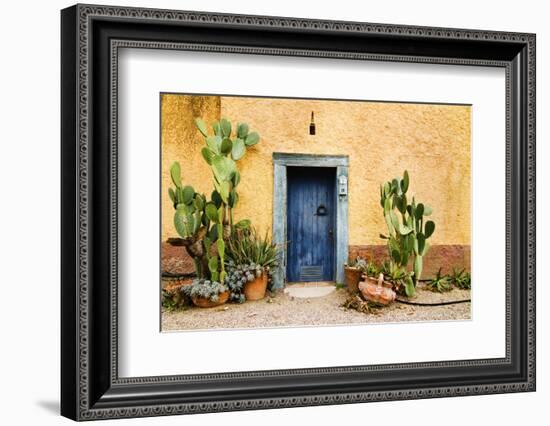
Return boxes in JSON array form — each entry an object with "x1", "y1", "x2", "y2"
[{"x1": 161, "y1": 284, "x2": 471, "y2": 332}]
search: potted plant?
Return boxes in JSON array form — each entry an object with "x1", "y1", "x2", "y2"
[
  {"x1": 359, "y1": 272, "x2": 396, "y2": 306},
  {"x1": 344, "y1": 256, "x2": 368, "y2": 293},
  {"x1": 225, "y1": 228, "x2": 279, "y2": 301},
  {"x1": 182, "y1": 278, "x2": 229, "y2": 308},
  {"x1": 375, "y1": 259, "x2": 414, "y2": 296}
]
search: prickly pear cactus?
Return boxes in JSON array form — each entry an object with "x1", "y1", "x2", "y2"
[
  {"x1": 379, "y1": 170, "x2": 436, "y2": 297},
  {"x1": 193, "y1": 117, "x2": 258, "y2": 238},
  {"x1": 167, "y1": 117, "x2": 259, "y2": 285}
]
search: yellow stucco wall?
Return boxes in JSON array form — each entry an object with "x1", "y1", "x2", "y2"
[
  {"x1": 161, "y1": 94, "x2": 471, "y2": 246},
  {"x1": 161, "y1": 94, "x2": 220, "y2": 242}
]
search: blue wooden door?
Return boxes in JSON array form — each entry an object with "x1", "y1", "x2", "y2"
[{"x1": 286, "y1": 167, "x2": 336, "y2": 282}]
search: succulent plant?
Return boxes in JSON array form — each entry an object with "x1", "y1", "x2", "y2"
[
  {"x1": 194, "y1": 117, "x2": 259, "y2": 237},
  {"x1": 182, "y1": 278, "x2": 228, "y2": 302},
  {"x1": 449, "y1": 268, "x2": 471, "y2": 289},
  {"x1": 224, "y1": 261, "x2": 263, "y2": 303},
  {"x1": 378, "y1": 260, "x2": 415, "y2": 296},
  {"x1": 426, "y1": 268, "x2": 452, "y2": 293},
  {"x1": 379, "y1": 170, "x2": 436, "y2": 297},
  {"x1": 345, "y1": 256, "x2": 369, "y2": 273},
  {"x1": 365, "y1": 262, "x2": 380, "y2": 278},
  {"x1": 167, "y1": 118, "x2": 260, "y2": 286},
  {"x1": 225, "y1": 228, "x2": 280, "y2": 271},
  {"x1": 224, "y1": 228, "x2": 280, "y2": 301}
]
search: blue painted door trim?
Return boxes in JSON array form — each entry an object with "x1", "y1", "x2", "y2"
[{"x1": 286, "y1": 167, "x2": 336, "y2": 282}]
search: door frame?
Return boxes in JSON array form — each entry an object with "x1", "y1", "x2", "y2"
[{"x1": 272, "y1": 153, "x2": 349, "y2": 288}]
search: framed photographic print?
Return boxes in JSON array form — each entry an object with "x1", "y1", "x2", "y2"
[{"x1": 61, "y1": 4, "x2": 536, "y2": 421}]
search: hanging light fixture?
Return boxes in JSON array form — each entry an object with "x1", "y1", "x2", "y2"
[{"x1": 309, "y1": 111, "x2": 316, "y2": 135}]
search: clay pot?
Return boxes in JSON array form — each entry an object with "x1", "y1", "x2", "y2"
[
  {"x1": 359, "y1": 273, "x2": 396, "y2": 306},
  {"x1": 243, "y1": 273, "x2": 268, "y2": 301},
  {"x1": 192, "y1": 291, "x2": 229, "y2": 308},
  {"x1": 344, "y1": 267, "x2": 363, "y2": 293}
]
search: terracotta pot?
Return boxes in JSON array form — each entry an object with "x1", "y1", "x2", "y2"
[
  {"x1": 344, "y1": 267, "x2": 363, "y2": 293},
  {"x1": 243, "y1": 273, "x2": 268, "y2": 301},
  {"x1": 359, "y1": 273, "x2": 396, "y2": 306},
  {"x1": 192, "y1": 291, "x2": 229, "y2": 308}
]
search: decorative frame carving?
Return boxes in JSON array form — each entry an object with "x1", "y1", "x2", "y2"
[{"x1": 61, "y1": 4, "x2": 536, "y2": 421}]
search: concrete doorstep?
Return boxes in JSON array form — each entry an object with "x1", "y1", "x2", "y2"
[{"x1": 284, "y1": 282, "x2": 337, "y2": 298}]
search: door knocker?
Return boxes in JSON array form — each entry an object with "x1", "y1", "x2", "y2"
[{"x1": 315, "y1": 204, "x2": 328, "y2": 216}]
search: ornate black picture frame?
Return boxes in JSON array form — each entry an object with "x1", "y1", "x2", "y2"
[{"x1": 61, "y1": 4, "x2": 536, "y2": 421}]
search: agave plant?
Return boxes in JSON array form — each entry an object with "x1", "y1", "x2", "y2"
[
  {"x1": 365, "y1": 262, "x2": 380, "y2": 278},
  {"x1": 224, "y1": 228, "x2": 280, "y2": 301},
  {"x1": 449, "y1": 268, "x2": 471, "y2": 289},
  {"x1": 379, "y1": 170, "x2": 436, "y2": 297},
  {"x1": 426, "y1": 268, "x2": 452, "y2": 293},
  {"x1": 225, "y1": 228, "x2": 280, "y2": 270}
]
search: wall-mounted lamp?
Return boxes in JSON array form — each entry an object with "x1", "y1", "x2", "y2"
[{"x1": 309, "y1": 111, "x2": 316, "y2": 135}]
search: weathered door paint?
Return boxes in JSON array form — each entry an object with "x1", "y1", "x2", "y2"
[{"x1": 286, "y1": 167, "x2": 336, "y2": 282}]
